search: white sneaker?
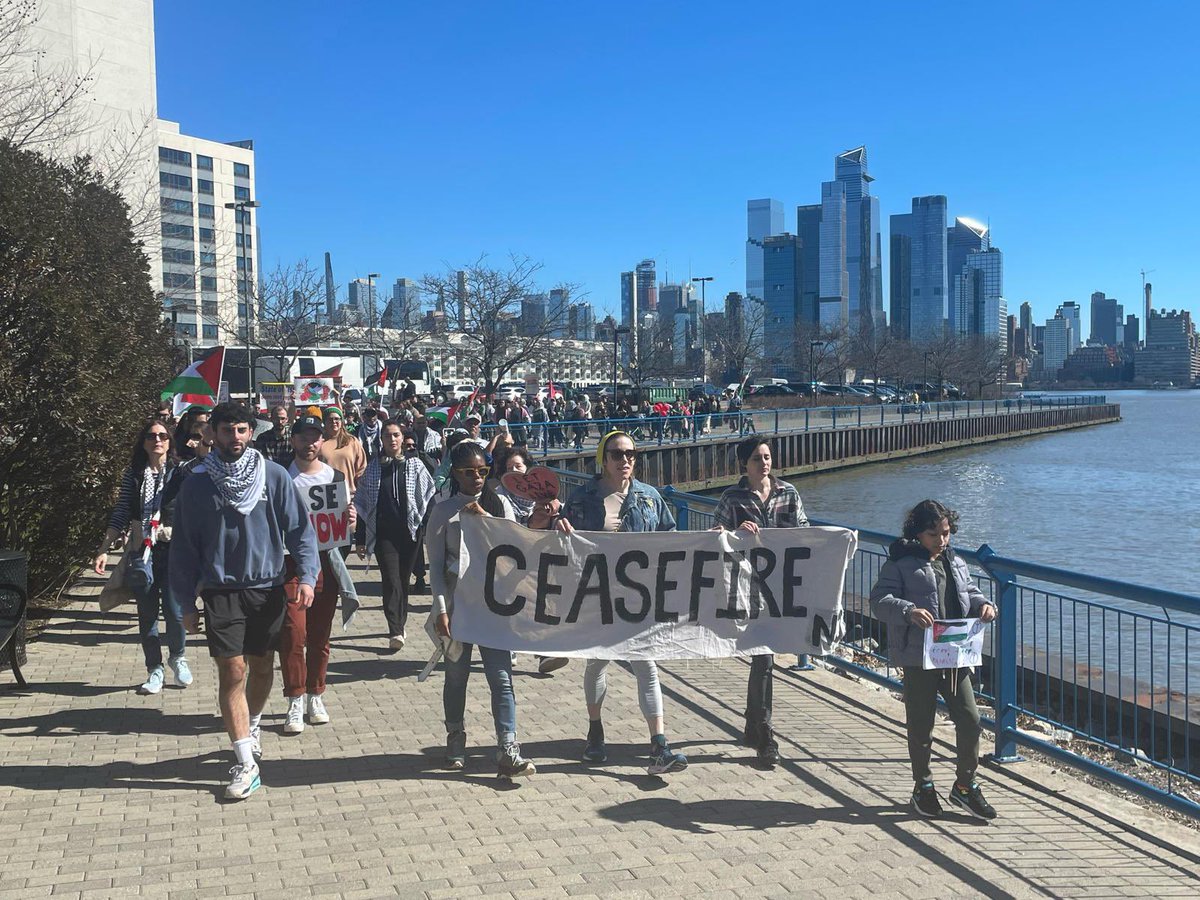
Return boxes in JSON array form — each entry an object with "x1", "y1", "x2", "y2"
[
  {"x1": 138, "y1": 666, "x2": 165, "y2": 695},
  {"x1": 224, "y1": 763, "x2": 261, "y2": 801},
  {"x1": 307, "y1": 694, "x2": 330, "y2": 725},
  {"x1": 168, "y1": 655, "x2": 193, "y2": 687},
  {"x1": 249, "y1": 724, "x2": 263, "y2": 759},
  {"x1": 389, "y1": 632, "x2": 406, "y2": 651},
  {"x1": 284, "y1": 696, "x2": 305, "y2": 734}
]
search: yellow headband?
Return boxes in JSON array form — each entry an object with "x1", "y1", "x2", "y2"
[{"x1": 596, "y1": 430, "x2": 633, "y2": 469}]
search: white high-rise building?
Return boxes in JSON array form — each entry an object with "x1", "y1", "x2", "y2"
[
  {"x1": 157, "y1": 122, "x2": 257, "y2": 344},
  {"x1": 1044, "y1": 314, "x2": 1072, "y2": 376},
  {"x1": 23, "y1": 2, "x2": 259, "y2": 346}
]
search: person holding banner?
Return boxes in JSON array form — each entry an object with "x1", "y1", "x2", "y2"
[
  {"x1": 712, "y1": 436, "x2": 808, "y2": 768},
  {"x1": 279, "y1": 408, "x2": 357, "y2": 734},
  {"x1": 427, "y1": 440, "x2": 536, "y2": 781},
  {"x1": 869, "y1": 500, "x2": 998, "y2": 820},
  {"x1": 558, "y1": 431, "x2": 689, "y2": 776},
  {"x1": 355, "y1": 421, "x2": 435, "y2": 651}
]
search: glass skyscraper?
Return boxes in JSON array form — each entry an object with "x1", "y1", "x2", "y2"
[
  {"x1": 946, "y1": 217, "x2": 988, "y2": 335},
  {"x1": 889, "y1": 195, "x2": 948, "y2": 341},
  {"x1": 762, "y1": 233, "x2": 804, "y2": 378},
  {"x1": 746, "y1": 199, "x2": 784, "y2": 306}
]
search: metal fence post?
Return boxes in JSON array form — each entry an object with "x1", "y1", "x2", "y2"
[
  {"x1": 977, "y1": 544, "x2": 1024, "y2": 763},
  {"x1": 857, "y1": 405, "x2": 862, "y2": 427},
  {"x1": 774, "y1": 409, "x2": 780, "y2": 434},
  {"x1": 662, "y1": 486, "x2": 688, "y2": 530},
  {"x1": 804, "y1": 408, "x2": 809, "y2": 431}
]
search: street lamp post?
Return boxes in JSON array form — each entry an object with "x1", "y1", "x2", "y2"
[
  {"x1": 809, "y1": 339, "x2": 825, "y2": 401},
  {"x1": 923, "y1": 351, "x2": 932, "y2": 400},
  {"x1": 225, "y1": 199, "x2": 260, "y2": 401},
  {"x1": 691, "y1": 276, "x2": 713, "y2": 382}
]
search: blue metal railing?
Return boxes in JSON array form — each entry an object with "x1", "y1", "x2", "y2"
[
  {"x1": 548, "y1": 465, "x2": 1199, "y2": 818},
  {"x1": 475, "y1": 394, "x2": 1109, "y2": 457}
]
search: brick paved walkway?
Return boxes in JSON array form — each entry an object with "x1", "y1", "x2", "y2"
[{"x1": 2, "y1": 563, "x2": 1198, "y2": 899}]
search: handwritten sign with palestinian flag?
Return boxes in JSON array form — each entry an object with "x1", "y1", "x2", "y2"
[
  {"x1": 922, "y1": 618, "x2": 987, "y2": 670},
  {"x1": 163, "y1": 347, "x2": 225, "y2": 416}
]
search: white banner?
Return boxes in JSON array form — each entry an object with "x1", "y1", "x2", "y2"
[
  {"x1": 452, "y1": 517, "x2": 858, "y2": 659},
  {"x1": 922, "y1": 618, "x2": 986, "y2": 670}
]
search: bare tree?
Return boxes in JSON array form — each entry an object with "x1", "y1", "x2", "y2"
[
  {"x1": 793, "y1": 320, "x2": 851, "y2": 386},
  {"x1": 851, "y1": 326, "x2": 905, "y2": 396},
  {"x1": 420, "y1": 255, "x2": 577, "y2": 394},
  {"x1": 950, "y1": 335, "x2": 1007, "y2": 399},
  {"x1": 709, "y1": 296, "x2": 764, "y2": 384},
  {"x1": 218, "y1": 259, "x2": 365, "y2": 383}
]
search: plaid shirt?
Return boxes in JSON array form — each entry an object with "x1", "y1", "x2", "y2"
[
  {"x1": 253, "y1": 428, "x2": 293, "y2": 465},
  {"x1": 713, "y1": 476, "x2": 808, "y2": 530}
]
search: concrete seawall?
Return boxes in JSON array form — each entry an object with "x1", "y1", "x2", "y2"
[{"x1": 549, "y1": 403, "x2": 1122, "y2": 492}]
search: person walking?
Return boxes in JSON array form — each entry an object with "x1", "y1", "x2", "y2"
[
  {"x1": 170, "y1": 402, "x2": 319, "y2": 801},
  {"x1": 712, "y1": 436, "x2": 808, "y2": 767},
  {"x1": 320, "y1": 405, "x2": 368, "y2": 498},
  {"x1": 355, "y1": 420, "x2": 436, "y2": 652},
  {"x1": 869, "y1": 499, "x2": 998, "y2": 820},
  {"x1": 428, "y1": 440, "x2": 536, "y2": 780},
  {"x1": 558, "y1": 430, "x2": 688, "y2": 775},
  {"x1": 279, "y1": 408, "x2": 357, "y2": 735},
  {"x1": 94, "y1": 419, "x2": 190, "y2": 695},
  {"x1": 253, "y1": 404, "x2": 293, "y2": 465},
  {"x1": 355, "y1": 421, "x2": 435, "y2": 651}
]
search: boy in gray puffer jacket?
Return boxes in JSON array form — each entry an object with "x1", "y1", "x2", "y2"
[{"x1": 870, "y1": 499, "x2": 999, "y2": 820}]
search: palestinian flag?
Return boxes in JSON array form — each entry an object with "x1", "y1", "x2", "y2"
[
  {"x1": 426, "y1": 406, "x2": 453, "y2": 425},
  {"x1": 932, "y1": 620, "x2": 973, "y2": 643},
  {"x1": 316, "y1": 363, "x2": 343, "y2": 378},
  {"x1": 365, "y1": 365, "x2": 388, "y2": 398},
  {"x1": 447, "y1": 386, "x2": 481, "y2": 425},
  {"x1": 164, "y1": 347, "x2": 224, "y2": 416}
]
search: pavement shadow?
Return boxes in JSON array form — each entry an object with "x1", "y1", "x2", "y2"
[
  {"x1": 324, "y1": 658, "x2": 427, "y2": 683},
  {"x1": 1, "y1": 707, "x2": 219, "y2": 739},
  {"x1": 2, "y1": 680, "x2": 132, "y2": 698},
  {"x1": 599, "y1": 797, "x2": 912, "y2": 834}
]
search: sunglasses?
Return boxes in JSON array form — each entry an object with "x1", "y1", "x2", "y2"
[
  {"x1": 605, "y1": 449, "x2": 637, "y2": 462},
  {"x1": 145, "y1": 433, "x2": 170, "y2": 442},
  {"x1": 453, "y1": 466, "x2": 490, "y2": 478}
]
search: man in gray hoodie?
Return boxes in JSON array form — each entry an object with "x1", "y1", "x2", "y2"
[{"x1": 171, "y1": 402, "x2": 319, "y2": 801}]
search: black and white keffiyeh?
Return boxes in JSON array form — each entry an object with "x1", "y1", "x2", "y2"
[{"x1": 204, "y1": 448, "x2": 266, "y2": 515}]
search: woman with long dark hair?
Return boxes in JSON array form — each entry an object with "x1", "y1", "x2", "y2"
[
  {"x1": 355, "y1": 420, "x2": 435, "y2": 650},
  {"x1": 712, "y1": 436, "x2": 808, "y2": 768},
  {"x1": 94, "y1": 419, "x2": 190, "y2": 694},
  {"x1": 558, "y1": 430, "x2": 688, "y2": 776},
  {"x1": 427, "y1": 440, "x2": 536, "y2": 780}
]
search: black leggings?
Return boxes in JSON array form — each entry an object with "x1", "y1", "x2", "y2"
[{"x1": 377, "y1": 522, "x2": 421, "y2": 637}]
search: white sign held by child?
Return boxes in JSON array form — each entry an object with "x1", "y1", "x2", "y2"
[{"x1": 922, "y1": 618, "x2": 986, "y2": 670}]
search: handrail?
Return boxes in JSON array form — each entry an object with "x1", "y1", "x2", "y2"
[{"x1": 550, "y1": 462, "x2": 1200, "y2": 818}]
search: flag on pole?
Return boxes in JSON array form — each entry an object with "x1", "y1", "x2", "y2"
[
  {"x1": 449, "y1": 386, "x2": 481, "y2": 425},
  {"x1": 164, "y1": 347, "x2": 225, "y2": 416},
  {"x1": 316, "y1": 363, "x2": 343, "y2": 378},
  {"x1": 365, "y1": 365, "x2": 388, "y2": 398}
]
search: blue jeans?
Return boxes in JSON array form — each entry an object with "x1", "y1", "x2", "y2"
[
  {"x1": 443, "y1": 642, "x2": 517, "y2": 746},
  {"x1": 135, "y1": 544, "x2": 185, "y2": 671}
]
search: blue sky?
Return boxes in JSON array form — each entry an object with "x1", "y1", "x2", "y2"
[{"x1": 156, "y1": 0, "x2": 1199, "y2": 328}]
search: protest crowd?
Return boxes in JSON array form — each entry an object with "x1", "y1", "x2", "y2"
[{"x1": 92, "y1": 367, "x2": 998, "y2": 821}]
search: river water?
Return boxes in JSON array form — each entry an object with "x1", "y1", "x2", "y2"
[{"x1": 785, "y1": 390, "x2": 1200, "y2": 596}]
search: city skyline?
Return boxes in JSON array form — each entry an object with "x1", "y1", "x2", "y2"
[{"x1": 155, "y1": 2, "x2": 1200, "y2": 327}]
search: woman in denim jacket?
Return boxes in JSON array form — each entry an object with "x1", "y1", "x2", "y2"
[{"x1": 558, "y1": 430, "x2": 688, "y2": 775}]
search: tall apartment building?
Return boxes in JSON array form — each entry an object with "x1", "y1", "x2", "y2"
[
  {"x1": 1043, "y1": 314, "x2": 1072, "y2": 376},
  {"x1": 346, "y1": 278, "x2": 378, "y2": 325},
  {"x1": 157, "y1": 122, "x2": 257, "y2": 343},
  {"x1": 956, "y1": 246, "x2": 1007, "y2": 354},
  {"x1": 746, "y1": 199, "x2": 784, "y2": 304},
  {"x1": 1058, "y1": 301, "x2": 1083, "y2": 354},
  {"x1": 381, "y1": 278, "x2": 422, "y2": 330},
  {"x1": 890, "y1": 195, "x2": 948, "y2": 341},
  {"x1": 761, "y1": 234, "x2": 804, "y2": 377},
  {"x1": 26, "y1": 2, "x2": 261, "y2": 347},
  {"x1": 1089, "y1": 291, "x2": 1123, "y2": 346},
  {"x1": 1136, "y1": 309, "x2": 1200, "y2": 384}
]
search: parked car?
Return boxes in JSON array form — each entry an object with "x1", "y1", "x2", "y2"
[
  {"x1": 495, "y1": 382, "x2": 527, "y2": 401},
  {"x1": 749, "y1": 384, "x2": 796, "y2": 397},
  {"x1": 448, "y1": 383, "x2": 476, "y2": 401}
]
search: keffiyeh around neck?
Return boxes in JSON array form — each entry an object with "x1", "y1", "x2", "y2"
[{"x1": 205, "y1": 448, "x2": 266, "y2": 515}]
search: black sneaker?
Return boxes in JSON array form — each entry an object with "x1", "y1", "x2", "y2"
[
  {"x1": 756, "y1": 723, "x2": 779, "y2": 768},
  {"x1": 497, "y1": 742, "x2": 536, "y2": 780},
  {"x1": 948, "y1": 781, "x2": 997, "y2": 820},
  {"x1": 582, "y1": 721, "x2": 607, "y2": 763},
  {"x1": 912, "y1": 781, "x2": 943, "y2": 817},
  {"x1": 445, "y1": 729, "x2": 466, "y2": 771}
]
